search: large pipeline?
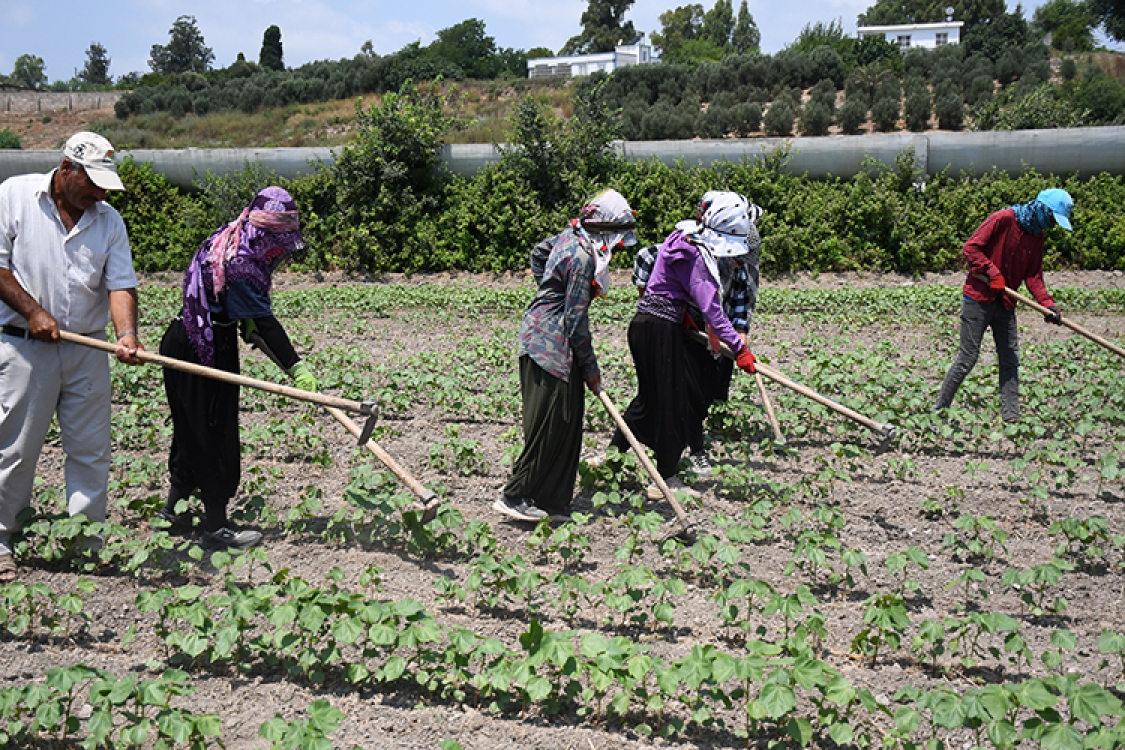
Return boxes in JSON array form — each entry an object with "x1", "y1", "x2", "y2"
[{"x1": 2, "y1": 126, "x2": 1124, "y2": 188}]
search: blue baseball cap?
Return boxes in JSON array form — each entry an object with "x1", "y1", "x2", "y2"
[{"x1": 1037, "y1": 188, "x2": 1073, "y2": 231}]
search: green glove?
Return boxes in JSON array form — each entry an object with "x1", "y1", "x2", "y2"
[
  {"x1": 289, "y1": 361, "x2": 319, "y2": 392},
  {"x1": 240, "y1": 319, "x2": 259, "y2": 345}
]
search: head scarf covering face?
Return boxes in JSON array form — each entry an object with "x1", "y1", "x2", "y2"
[
  {"x1": 1010, "y1": 199, "x2": 1055, "y2": 236},
  {"x1": 182, "y1": 186, "x2": 303, "y2": 366},
  {"x1": 578, "y1": 189, "x2": 637, "y2": 297}
]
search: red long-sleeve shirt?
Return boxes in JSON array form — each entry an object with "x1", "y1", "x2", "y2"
[{"x1": 961, "y1": 208, "x2": 1055, "y2": 311}]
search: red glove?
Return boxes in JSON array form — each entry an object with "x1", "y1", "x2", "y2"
[
  {"x1": 736, "y1": 348, "x2": 756, "y2": 373},
  {"x1": 990, "y1": 273, "x2": 1006, "y2": 292}
]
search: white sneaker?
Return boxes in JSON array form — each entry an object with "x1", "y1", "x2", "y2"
[
  {"x1": 586, "y1": 453, "x2": 607, "y2": 469},
  {"x1": 492, "y1": 495, "x2": 547, "y2": 522},
  {"x1": 646, "y1": 476, "x2": 701, "y2": 500},
  {"x1": 687, "y1": 451, "x2": 712, "y2": 477}
]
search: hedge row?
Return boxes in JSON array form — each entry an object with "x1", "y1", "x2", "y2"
[
  {"x1": 109, "y1": 153, "x2": 1125, "y2": 277},
  {"x1": 105, "y1": 83, "x2": 1125, "y2": 276}
]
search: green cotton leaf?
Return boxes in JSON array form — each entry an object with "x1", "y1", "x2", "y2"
[
  {"x1": 579, "y1": 632, "x2": 609, "y2": 658},
  {"x1": 195, "y1": 714, "x2": 222, "y2": 736},
  {"x1": 525, "y1": 675, "x2": 553, "y2": 702},
  {"x1": 307, "y1": 699, "x2": 344, "y2": 733},
  {"x1": 710, "y1": 653, "x2": 736, "y2": 684},
  {"x1": 382, "y1": 655, "x2": 406, "y2": 682},
  {"x1": 894, "y1": 706, "x2": 922, "y2": 735},
  {"x1": 367, "y1": 623, "x2": 396, "y2": 646},
  {"x1": 759, "y1": 682, "x2": 797, "y2": 719},
  {"x1": 787, "y1": 716, "x2": 814, "y2": 746},
  {"x1": 987, "y1": 719, "x2": 1018, "y2": 749},
  {"x1": 1068, "y1": 682, "x2": 1122, "y2": 725},
  {"x1": 1097, "y1": 631, "x2": 1125, "y2": 654},
  {"x1": 976, "y1": 684, "x2": 1014, "y2": 720},
  {"x1": 1018, "y1": 679, "x2": 1059, "y2": 711},
  {"x1": 330, "y1": 616, "x2": 364, "y2": 646},
  {"x1": 1050, "y1": 629, "x2": 1078, "y2": 651},
  {"x1": 269, "y1": 602, "x2": 298, "y2": 627},
  {"x1": 829, "y1": 721, "x2": 854, "y2": 745},
  {"x1": 157, "y1": 710, "x2": 192, "y2": 744},
  {"x1": 929, "y1": 691, "x2": 965, "y2": 729},
  {"x1": 87, "y1": 709, "x2": 114, "y2": 742},
  {"x1": 1039, "y1": 721, "x2": 1084, "y2": 750},
  {"x1": 791, "y1": 656, "x2": 826, "y2": 690}
]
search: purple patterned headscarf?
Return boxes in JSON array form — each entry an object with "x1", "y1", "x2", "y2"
[{"x1": 182, "y1": 186, "x2": 303, "y2": 366}]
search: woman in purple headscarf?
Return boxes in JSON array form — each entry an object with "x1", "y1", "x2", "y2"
[{"x1": 156, "y1": 186, "x2": 319, "y2": 551}]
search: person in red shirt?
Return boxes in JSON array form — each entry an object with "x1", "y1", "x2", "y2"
[{"x1": 934, "y1": 188, "x2": 1073, "y2": 423}]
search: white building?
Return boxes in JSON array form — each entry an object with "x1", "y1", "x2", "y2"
[
  {"x1": 857, "y1": 21, "x2": 964, "y2": 51},
  {"x1": 527, "y1": 33, "x2": 656, "y2": 79}
]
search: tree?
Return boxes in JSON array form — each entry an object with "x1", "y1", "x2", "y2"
[
  {"x1": 651, "y1": 4, "x2": 705, "y2": 56},
  {"x1": 149, "y1": 15, "x2": 215, "y2": 75},
  {"x1": 1033, "y1": 0, "x2": 1096, "y2": 51},
  {"x1": 561, "y1": 0, "x2": 637, "y2": 54},
  {"x1": 428, "y1": 18, "x2": 501, "y2": 79},
  {"x1": 962, "y1": 8, "x2": 1034, "y2": 62},
  {"x1": 259, "y1": 25, "x2": 284, "y2": 71},
  {"x1": 858, "y1": 0, "x2": 1005, "y2": 38},
  {"x1": 702, "y1": 0, "x2": 735, "y2": 47},
  {"x1": 1088, "y1": 0, "x2": 1125, "y2": 42},
  {"x1": 11, "y1": 54, "x2": 47, "y2": 90},
  {"x1": 79, "y1": 43, "x2": 111, "y2": 85},
  {"x1": 731, "y1": 1, "x2": 761, "y2": 53}
]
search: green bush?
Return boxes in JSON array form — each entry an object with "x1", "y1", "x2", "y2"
[
  {"x1": 0, "y1": 128, "x2": 20, "y2": 149},
  {"x1": 763, "y1": 100, "x2": 795, "y2": 136},
  {"x1": 838, "y1": 98, "x2": 868, "y2": 135},
  {"x1": 871, "y1": 96, "x2": 900, "y2": 132},
  {"x1": 107, "y1": 158, "x2": 209, "y2": 272}
]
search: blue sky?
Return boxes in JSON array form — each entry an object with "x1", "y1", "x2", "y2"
[{"x1": 0, "y1": 0, "x2": 1115, "y2": 84}]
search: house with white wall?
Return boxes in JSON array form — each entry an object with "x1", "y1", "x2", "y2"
[
  {"x1": 527, "y1": 33, "x2": 657, "y2": 79},
  {"x1": 857, "y1": 21, "x2": 964, "y2": 51}
]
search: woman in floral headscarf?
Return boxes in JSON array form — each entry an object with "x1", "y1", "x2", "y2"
[
  {"x1": 156, "y1": 186, "x2": 319, "y2": 551},
  {"x1": 494, "y1": 189, "x2": 638, "y2": 523}
]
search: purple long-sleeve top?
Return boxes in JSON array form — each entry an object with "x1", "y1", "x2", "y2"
[{"x1": 645, "y1": 230, "x2": 747, "y2": 355}]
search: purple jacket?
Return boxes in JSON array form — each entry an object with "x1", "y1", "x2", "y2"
[{"x1": 646, "y1": 230, "x2": 746, "y2": 355}]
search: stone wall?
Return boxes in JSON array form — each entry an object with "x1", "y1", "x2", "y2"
[{"x1": 1, "y1": 91, "x2": 124, "y2": 113}]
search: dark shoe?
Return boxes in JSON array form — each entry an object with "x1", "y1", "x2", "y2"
[
  {"x1": 151, "y1": 509, "x2": 196, "y2": 534},
  {"x1": 492, "y1": 495, "x2": 547, "y2": 522},
  {"x1": 201, "y1": 527, "x2": 262, "y2": 551}
]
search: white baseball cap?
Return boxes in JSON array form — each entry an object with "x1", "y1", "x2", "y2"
[{"x1": 63, "y1": 131, "x2": 125, "y2": 191}]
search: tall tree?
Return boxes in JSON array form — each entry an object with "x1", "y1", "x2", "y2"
[
  {"x1": 702, "y1": 0, "x2": 735, "y2": 47},
  {"x1": 858, "y1": 0, "x2": 1005, "y2": 37},
  {"x1": 11, "y1": 54, "x2": 47, "y2": 90},
  {"x1": 730, "y1": 0, "x2": 761, "y2": 53},
  {"x1": 428, "y1": 18, "x2": 501, "y2": 79},
  {"x1": 1088, "y1": 0, "x2": 1125, "y2": 42},
  {"x1": 651, "y1": 4, "x2": 705, "y2": 55},
  {"x1": 259, "y1": 25, "x2": 284, "y2": 71},
  {"x1": 1033, "y1": 0, "x2": 1097, "y2": 50},
  {"x1": 561, "y1": 0, "x2": 637, "y2": 54},
  {"x1": 149, "y1": 15, "x2": 215, "y2": 75},
  {"x1": 79, "y1": 43, "x2": 111, "y2": 85}
]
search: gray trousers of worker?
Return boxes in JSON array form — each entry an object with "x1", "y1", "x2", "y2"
[
  {"x1": 0, "y1": 334, "x2": 112, "y2": 555},
  {"x1": 935, "y1": 296, "x2": 1020, "y2": 422}
]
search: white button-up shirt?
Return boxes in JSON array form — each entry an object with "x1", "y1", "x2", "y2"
[{"x1": 0, "y1": 170, "x2": 137, "y2": 333}]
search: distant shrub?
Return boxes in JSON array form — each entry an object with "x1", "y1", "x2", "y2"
[
  {"x1": 763, "y1": 99, "x2": 796, "y2": 136},
  {"x1": 904, "y1": 88, "x2": 932, "y2": 132},
  {"x1": 0, "y1": 128, "x2": 20, "y2": 149},
  {"x1": 108, "y1": 157, "x2": 208, "y2": 271},
  {"x1": 871, "y1": 96, "x2": 900, "y2": 132},
  {"x1": 935, "y1": 93, "x2": 965, "y2": 130},
  {"x1": 1060, "y1": 58, "x2": 1078, "y2": 81},
  {"x1": 734, "y1": 101, "x2": 763, "y2": 135},
  {"x1": 800, "y1": 100, "x2": 833, "y2": 136},
  {"x1": 838, "y1": 97, "x2": 868, "y2": 135}
]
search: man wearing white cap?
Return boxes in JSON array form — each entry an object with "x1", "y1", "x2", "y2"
[
  {"x1": 934, "y1": 188, "x2": 1074, "y2": 423},
  {"x1": 0, "y1": 131, "x2": 142, "y2": 581}
]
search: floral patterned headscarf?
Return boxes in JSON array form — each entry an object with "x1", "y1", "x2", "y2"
[{"x1": 182, "y1": 186, "x2": 303, "y2": 366}]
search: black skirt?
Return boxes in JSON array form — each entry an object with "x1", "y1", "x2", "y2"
[{"x1": 617, "y1": 313, "x2": 710, "y2": 478}]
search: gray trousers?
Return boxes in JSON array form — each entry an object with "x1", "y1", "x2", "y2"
[
  {"x1": 935, "y1": 296, "x2": 1020, "y2": 422},
  {"x1": 0, "y1": 334, "x2": 112, "y2": 555}
]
